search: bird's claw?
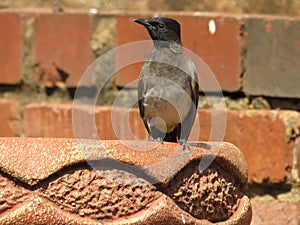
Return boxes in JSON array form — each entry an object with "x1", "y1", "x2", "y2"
[
  {"x1": 148, "y1": 136, "x2": 163, "y2": 142},
  {"x1": 179, "y1": 139, "x2": 190, "y2": 150}
]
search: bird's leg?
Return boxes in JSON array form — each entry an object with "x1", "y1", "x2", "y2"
[
  {"x1": 179, "y1": 138, "x2": 190, "y2": 150},
  {"x1": 148, "y1": 136, "x2": 163, "y2": 142},
  {"x1": 147, "y1": 119, "x2": 164, "y2": 142}
]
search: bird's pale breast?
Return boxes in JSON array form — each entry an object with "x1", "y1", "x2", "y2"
[{"x1": 139, "y1": 48, "x2": 194, "y2": 133}]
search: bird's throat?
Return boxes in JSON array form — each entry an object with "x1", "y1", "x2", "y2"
[{"x1": 153, "y1": 40, "x2": 182, "y2": 53}]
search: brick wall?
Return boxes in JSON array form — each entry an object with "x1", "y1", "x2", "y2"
[{"x1": 0, "y1": 9, "x2": 300, "y2": 224}]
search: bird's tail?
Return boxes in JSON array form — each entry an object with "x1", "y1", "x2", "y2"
[{"x1": 163, "y1": 126, "x2": 180, "y2": 143}]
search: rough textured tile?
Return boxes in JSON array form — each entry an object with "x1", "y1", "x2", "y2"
[{"x1": 0, "y1": 138, "x2": 251, "y2": 224}]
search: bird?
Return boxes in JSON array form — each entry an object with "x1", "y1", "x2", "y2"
[{"x1": 134, "y1": 17, "x2": 199, "y2": 149}]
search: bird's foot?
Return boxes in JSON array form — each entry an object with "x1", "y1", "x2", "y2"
[
  {"x1": 179, "y1": 139, "x2": 190, "y2": 150},
  {"x1": 148, "y1": 136, "x2": 163, "y2": 142}
]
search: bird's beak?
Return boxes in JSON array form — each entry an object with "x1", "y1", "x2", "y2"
[{"x1": 133, "y1": 19, "x2": 151, "y2": 28}]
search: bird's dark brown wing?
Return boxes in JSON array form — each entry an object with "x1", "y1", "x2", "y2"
[
  {"x1": 179, "y1": 70, "x2": 199, "y2": 141},
  {"x1": 137, "y1": 78, "x2": 150, "y2": 133},
  {"x1": 192, "y1": 71, "x2": 199, "y2": 109}
]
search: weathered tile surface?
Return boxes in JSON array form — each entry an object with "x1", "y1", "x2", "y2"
[{"x1": 0, "y1": 138, "x2": 251, "y2": 224}]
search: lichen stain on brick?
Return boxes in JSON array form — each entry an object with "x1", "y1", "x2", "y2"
[
  {"x1": 284, "y1": 20, "x2": 292, "y2": 28},
  {"x1": 264, "y1": 20, "x2": 273, "y2": 33}
]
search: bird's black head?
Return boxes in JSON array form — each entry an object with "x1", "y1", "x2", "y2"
[{"x1": 134, "y1": 17, "x2": 181, "y2": 46}]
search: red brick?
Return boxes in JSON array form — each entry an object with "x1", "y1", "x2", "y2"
[
  {"x1": 72, "y1": 105, "x2": 147, "y2": 140},
  {"x1": 251, "y1": 201, "x2": 300, "y2": 225},
  {"x1": 116, "y1": 13, "x2": 242, "y2": 91},
  {"x1": 24, "y1": 103, "x2": 73, "y2": 138},
  {"x1": 95, "y1": 106, "x2": 147, "y2": 140},
  {"x1": 33, "y1": 13, "x2": 94, "y2": 87},
  {"x1": 193, "y1": 110, "x2": 295, "y2": 184},
  {"x1": 0, "y1": 12, "x2": 22, "y2": 84},
  {"x1": 244, "y1": 17, "x2": 300, "y2": 98},
  {"x1": 115, "y1": 16, "x2": 152, "y2": 87},
  {"x1": 0, "y1": 99, "x2": 20, "y2": 137},
  {"x1": 176, "y1": 15, "x2": 241, "y2": 92},
  {"x1": 24, "y1": 104, "x2": 295, "y2": 184},
  {"x1": 24, "y1": 103, "x2": 147, "y2": 139}
]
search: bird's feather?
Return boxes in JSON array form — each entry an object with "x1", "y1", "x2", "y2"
[{"x1": 135, "y1": 17, "x2": 199, "y2": 144}]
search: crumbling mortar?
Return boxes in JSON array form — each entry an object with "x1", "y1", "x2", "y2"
[
  {"x1": 90, "y1": 15, "x2": 119, "y2": 105},
  {"x1": 16, "y1": 15, "x2": 48, "y2": 136},
  {"x1": 237, "y1": 17, "x2": 247, "y2": 92},
  {"x1": 90, "y1": 15, "x2": 116, "y2": 58},
  {"x1": 278, "y1": 111, "x2": 300, "y2": 143},
  {"x1": 291, "y1": 136, "x2": 300, "y2": 184},
  {"x1": 22, "y1": 17, "x2": 35, "y2": 88},
  {"x1": 0, "y1": 14, "x2": 76, "y2": 137},
  {"x1": 281, "y1": 111, "x2": 300, "y2": 189}
]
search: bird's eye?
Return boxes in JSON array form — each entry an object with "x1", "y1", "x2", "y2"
[{"x1": 158, "y1": 23, "x2": 165, "y2": 29}]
